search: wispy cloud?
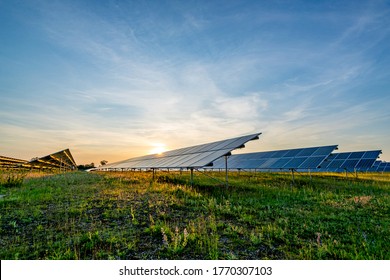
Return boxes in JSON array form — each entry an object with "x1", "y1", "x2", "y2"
[{"x1": 1, "y1": 0, "x2": 390, "y2": 163}]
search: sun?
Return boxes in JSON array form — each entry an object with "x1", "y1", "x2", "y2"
[{"x1": 149, "y1": 143, "x2": 167, "y2": 155}]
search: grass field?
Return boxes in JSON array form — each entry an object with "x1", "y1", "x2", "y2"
[{"x1": 0, "y1": 170, "x2": 389, "y2": 260}]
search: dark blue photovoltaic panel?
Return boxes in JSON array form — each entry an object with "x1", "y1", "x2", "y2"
[
  {"x1": 376, "y1": 161, "x2": 390, "y2": 172},
  {"x1": 207, "y1": 145, "x2": 338, "y2": 170},
  {"x1": 300, "y1": 156, "x2": 326, "y2": 169},
  {"x1": 341, "y1": 159, "x2": 360, "y2": 169},
  {"x1": 284, "y1": 157, "x2": 307, "y2": 168},
  {"x1": 272, "y1": 150, "x2": 289, "y2": 158},
  {"x1": 358, "y1": 159, "x2": 377, "y2": 169},
  {"x1": 319, "y1": 150, "x2": 382, "y2": 172},
  {"x1": 334, "y1": 153, "x2": 349, "y2": 160},
  {"x1": 348, "y1": 152, "x2": 365, "y2": 159},
  {"x1": 362, "y1": 151, "x2": 380, "y2": 159},
  {"x1": 296, "y1": 147, "x2": 317, "y2": 157},
  {"x1": 327, "y1": 160, "x2": 345, "y2": 170},
  {"x1": 312, "y1": 147, "x2": 336, "y2": 156},
  {"x1": 367, "y1": 161, "x2": 381, "y2": 172},
  {"x1": 284, "y1": 149, "x2": 301, "y2": 157},
  {"x1": 269, "y1": 158, "x2": 291, "y2": 169},
  {"x1": 258, "y1": 158, "x2": 279, "y2": 168}
]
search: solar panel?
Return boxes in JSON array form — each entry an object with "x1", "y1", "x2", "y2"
[
  {"x1": 341, "y1": 159, "x2": 360, "y2": 169},
  {"x1": 0, "y1": 149, "x2": 77, "y2": 170},
  {"x1": 28, "y1": 149, "x2": 78, "y2": 170},
  {"x1": 375, "y1": 161, "x2": 390, "y2": 172},
  {"x1": 367, "y1": 161, "x2": 381, "y2": 172},
  {"x1": 299, "y1": 156, "x2": 327, "y2": 169},
  {"x1": 94, "y1": 133, "x2": 261, "y2": 170},
  {"x1": 320, "y1": 150, "x2": 382, "y2": 172},
  {"x1": 0, "y1": 155, "x2": 28, "y2": 169},
  {"x1": 207, "y1": 145, "x2": 338, "y2": 170}
]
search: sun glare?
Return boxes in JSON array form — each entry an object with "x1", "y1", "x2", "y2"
[{"x1": 150, "y1": 143, "x2": 167, "y2": 155}]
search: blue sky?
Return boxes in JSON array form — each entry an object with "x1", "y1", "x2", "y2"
[{"x1": 1, "y1": 0, "x2": 390, "y2": 165}]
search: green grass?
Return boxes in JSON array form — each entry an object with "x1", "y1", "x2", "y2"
[{"x1": 0, "y1": 170, "x2": 389, "y2": 260}]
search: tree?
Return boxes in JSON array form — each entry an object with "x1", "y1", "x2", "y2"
[
  {"x1": 77, "y1": 162, "x2": 95, "y2": 170},
  {"x1": 100, "y1": 160, "x2": 108, "y2": 166}
]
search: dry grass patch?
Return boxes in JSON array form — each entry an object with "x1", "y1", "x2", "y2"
[{"x1": 352, "y1": 196, "x2": 372, "y2": 206}]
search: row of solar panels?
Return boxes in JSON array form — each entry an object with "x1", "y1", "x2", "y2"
[
  {"x1": 0, "y1": 149, "x2": 78, "y2": 171},
  {"x1": 316, "y1": 151, "x2": 382, "y2": 172},
  {"x1": 368, "y1": 161, "x2": 390, "y2": 172},
  {"x1": 95, "y1": 133, "x2": 261, "y2": 170},
  {"x1": 94, "y1": 132, "x2": 387, "y2": 172},
  {"x1": 205, "y1": 147, "x2": 382, "y2": 172},
  {"x1": 207, "y1": 145, "x2": 338, "y2": 170}
]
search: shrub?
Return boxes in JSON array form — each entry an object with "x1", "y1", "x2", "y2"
[{"x1": 0, "y1": 172, "x2": 26, "y2": 188}]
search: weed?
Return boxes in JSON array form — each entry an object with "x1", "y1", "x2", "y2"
[
  {"x1": 0, "y1": 171, "x2": 26, "y2": 188},
  {"x1": 160, "y1": 226, "x2": 189, "y2": 252}
]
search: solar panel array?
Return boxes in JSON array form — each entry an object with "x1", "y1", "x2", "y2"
[
  {"x1": 206, "y1": 145, "x2": 338, "y2": 170},
  {"x1": 0, "y1": 155, "x2": 28, "y2": 169},
  {"x1": 319, "y1": 150, "x2": 382, "y2": 172},
  {"x1": 0, "y1": 149, "x2": 77, "y2": 171},
  {"x1": 368, "y1": 161, "x2": 390, "y2": 172},
  {"x1": 378, "y1": 161, "x2": 390, "y2": 172},
  {"x1": 28, "y1": 149, "x2": 78, "y2": 170},
  {"x1": 95, "y1": 133, "x2": 261, "y2": 170}
]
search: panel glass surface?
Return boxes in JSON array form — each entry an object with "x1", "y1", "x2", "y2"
[
  {"x1": 207, "y1": 145, "x2": 337, "y2": 170},
  {"x1": 348, "y1": 152, "x2": 365, "y2": 159},
  {"x1": 319, "y1": 150, "x2": 381, "y2": 171},
  {"x1": 362, "y1": 151, "x2": 382, "y2": 158},
  {"x1": 334, "y1": 153, "x2": 350, "y2": 160},
  {"x1": 284, "y1": 157, "x2": 307, "y2": 169},
  {"x1": 296, "y1": 147, "x2": 317, "y2": 157},
  {"x1": 356, "y1": 159, "x2": 376, "y2": 170},
  {"x1": 299, "y1": 156, "x2": 325, "y2": 169},
  {"x1": 341, "y1": 159, "x2": 360, "y2": 169}
]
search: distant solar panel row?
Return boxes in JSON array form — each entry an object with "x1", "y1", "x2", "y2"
[
  {"x1": 28, "y1": 149, "x2": 78, "y2": 170},
  {"x1": 319, "y1": 150, "x2": 382, "y2": 172},
  {"x1": 206, "y1": 145, "x2": 338, "y2": 170},
  {"x1": 95, "y1": 133, "x2": 261, "y2": 170},
  {"x1": 0, "y1": 155, "x2": 28, "y2": 168},
  {"x1": 0, "y1": 149, "x2": 77, "y2": 170},
  {"x1": 377, "y1": 161, "x2": 390, "y2": 172},
  {"x1": 367, "y1": 161, "x2": 390, "y2": 172}
]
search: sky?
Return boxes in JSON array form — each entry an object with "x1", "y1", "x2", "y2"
[{"x1": 1, "y1": 0, "x2": 390, "y2": 165}]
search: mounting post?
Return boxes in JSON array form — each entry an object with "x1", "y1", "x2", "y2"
[
  {"x1": 291, "y1": 168, "x2": 295, "y2": 184},
  {"x1": 225, "y1": 155, "x2": 229, "y2": 187},
  {"x1": 190, "y1": 168, "x2": 194, "y2": 186}
]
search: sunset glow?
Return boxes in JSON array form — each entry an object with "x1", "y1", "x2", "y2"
[{"x1": 149, "y1": 144, "x2": 167, "y2": 155}]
